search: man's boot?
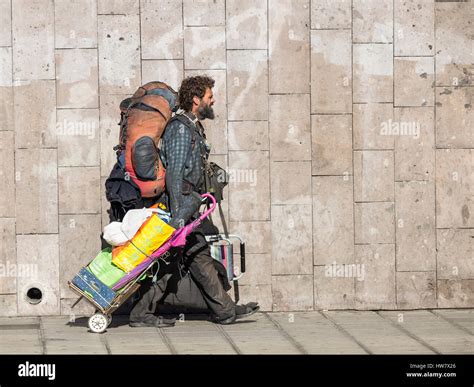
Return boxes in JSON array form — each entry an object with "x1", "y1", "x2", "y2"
[{"x1": 214, "y1": 302, "x2": 260, "y2": 325}]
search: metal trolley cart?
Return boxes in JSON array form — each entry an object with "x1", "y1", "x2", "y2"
[{"x1": 68, "y1": 194, "x2": 246, "y2": 333}]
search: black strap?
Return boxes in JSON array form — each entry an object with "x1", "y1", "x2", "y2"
[{"x1": 128, "y1": 101, "x2": 167, "y2": 121}]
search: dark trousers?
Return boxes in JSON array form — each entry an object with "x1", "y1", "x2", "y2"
[{"x1": 129, "y1": 234, "x2": 235, "y2": 322}]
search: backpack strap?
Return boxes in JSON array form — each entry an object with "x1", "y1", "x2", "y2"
[{"x1": 168, "y1": 114, "x2": 196, "y2": 151}]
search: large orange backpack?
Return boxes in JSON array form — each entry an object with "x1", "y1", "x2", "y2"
[{"x1": 115, "y1": 81, "x2": 178, "y2": 198}]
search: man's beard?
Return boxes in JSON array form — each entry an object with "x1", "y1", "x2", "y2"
[{"x1": 197, "y1": 103, "x2": 215, "y2": 120}]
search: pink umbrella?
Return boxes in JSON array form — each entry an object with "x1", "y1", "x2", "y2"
[{"x1": 112, "y1": 193, "x2": 217, "y2": 291}]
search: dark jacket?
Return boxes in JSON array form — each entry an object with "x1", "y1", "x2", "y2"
[{"x1": 160, "y1": 111, "x2": 213, "y2": 229}]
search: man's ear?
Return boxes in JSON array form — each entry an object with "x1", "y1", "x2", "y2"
[{"x1": 192, "y1": 95, "x2": 200, "y2": 107}]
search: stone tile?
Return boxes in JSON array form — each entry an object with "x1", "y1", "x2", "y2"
[
  {"x1": 165, "y1": 321, "x2": 236, "y2": 354},
  {"x1": 312, "y1": 176, "x2": 354, "y2": 265},
  {"x1": 325, "y1": 311, "x2": 434, "y2": 354},
  {"x1": 353, "y1": 0, "x2": 393, "y2": 43},
  {"x1": 310, "y1": 0, "x2": 351, "y2": 29},
  {"x1": 58, "y1": 167, "x2": 101, "y2": 214},
  {"x1": 271, "y1": 205, "x2": 312, "y2": 275},
  {"x1": 395, "y1": 57, "x2": 435, "y2": 107},
  {"x1": 0, "y1": 46, "x2": 11, "y2": 78},
  {"x1": 99, "y1": 94, "x2": 125, "y2": 177},
  {"x1": 354, "y1": 151, "x2": 394, "y2": 202},
  {"x1": 312, "y1": 114, "x2": 352, "y2": 175},
  {"x1": 238, "y1": 253, "x2": 272, "y2": 286},
  {"x1": 106, "y1": 335, "x2": 171, "y2": 354},
  {"x1": 226, "y1": 0, "x2": 267, "y2": 49},
  {"x1": 437, "y1": 229, "x2": 474, "y2": 280},
  {"x1": 272, "y1": 275, "x2": 313, "y2": 311},
  {"x1": 0, "y1": 47, "x2": 13, "y2": 132},
  {"x1": 55, "y1": 49, "x2": 99, "y2": 109},
  {"x1": 396, "y1": 272, "x2": 436, "y2": 309},
  {"x1": 228, "y1": 121, "x2": 269, "y2": 151},
  {"x1": 395, "y1": 181, "x2": 436, "y2": 272},
  {"x1": 269, "y1": 0, "x2": 310, "y2": 94},
  {"x1": 354, "y1": 202, "x2": 395, "y2": 244},
  {"x1": 142, "y1": 60, "x2": 183, "y2": 91},
  {"x1": 228, "y1": 151, "x2": 270, "y2": 221},
  {"x1": 314, "y1": 266, "x2": 355, "y2": 309},
  {"x1": 269, "y1": 94, "x2": 311, "y2": 161},
  {"x1": 436, "y1": 87, "x2": 474, "y2": 148},
  {"x1": 353, "y1": 103, "x2": 394, "y2": 150},
  {"x1": 271, "y1": 162, "x2": 312, "y2": 205},
  {"x1": 184, "y1": 69, "x2": 227, "y2": 154},
  {"x1": 15, "y1": 149, "x2": 58, "y2": 234},
  {"x1": 435, "y1": 2, "x2": 474, "y2": 87},
  {"x1": 98, "y1": 14, "x2": 141, "y2": 94},
  {"x1": 183, "y1": 27, "x2": 226, "y2": 70},
  {"x1": 57, "y1": 109, "x2": 100, "y2": 167},
  {"x1": 227, "y1": 50, "x2": 268, "y2": 121},
  {"x1": 380, "y1": 310, "x2": 473, "y2": 354},
  {"x1": 0, "y1": 131, "x2": 15, "y2": 217},
  {"x1": 12, "y1": 0, "x2": 55, "y2": 80},
  {"x1": 0, "y1": 295, "x2": 18, "y2": 317},
  {"x1": 435, "y1": 149, "x2": 473, "y2": 228},
  {"x1": 45, "y1": 342, "x2": 107, "y2": 354},
  {"x1": 229, "y1": 221, "x2": 271, "y2": 254},
  {"x1": 140, "y1": 0, "x2": 183, "y2": 59},
  {"x1": 0, "y1": 218, "x2": 16, "y2": 294},
  {"x1": 222, "y1": 314, "x2": 301, "y2": 354},
  {"x1": 0, "y1": 316, "x2": 38, "y2": 326},
  {"x1": 60, "y1": 298, "x2": 95, "y2": 317},
  {"x1": 237, "y1": 284, "x2": 272, "y2": 311},
  {"x1": 355, "y1": 244, "x2": 396, "y2": 309},
  {"x1": 0, "y1": 338, "x2": 42, "y2": 354},
  {"x1": 98, "y1": 0, "x2": 139, "y2": 15},
  {"x1": 14, "y1": 80, "x2": 56, "y2": 148},
  {"x1": 434, "y1": 309, "x2": 474, "y2": 335},
  {"x1": 0, "y1": 0, "x2": 11, "y2": 46},
  {"x1": 183, "y1": 0, "x2": 225, "y2": 26},
  {"x1": 270, "y1": 312, "x2": 366, "y2": 354},
  {"x1": 17, "y1": 234, "x2": 60, "y2": 316},
  {"x1": 310, "y1": 30, "x2": 351, "y2": 114},
  {"x1": 59, "y1": 215, "x2": 102, "y2": 298},
  {"x1": 394, "y1": 0, "x2": 434, "y2": 56},
  {"x1": 54, "y1": 0, "x2": 97, "y2": 48},
  {"x1": 353, "y1": 43, "x2": 393, "y2": 103},
  {"x1": 438, "y1": 280, "x2": 474, "y2": 309},
  {"x1": 394, "y1": 107, "x2": 435, "y2": 181}
]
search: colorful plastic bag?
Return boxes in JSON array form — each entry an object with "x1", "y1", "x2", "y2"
[
  {"x1": 103, "y1": 208, "x2": 171, "y2": 246},
  {"x1": 87, "y1": 248, "x2": 126, "y2": 287},
  {"x1": 112, "y1": 213, "x2": 175, "y2": 272}
]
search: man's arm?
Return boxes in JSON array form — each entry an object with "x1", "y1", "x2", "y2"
[{"x1": 163, "y1": 120, "x2": 199, "y2": 228}]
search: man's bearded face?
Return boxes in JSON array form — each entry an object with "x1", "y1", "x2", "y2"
[
  {"x1": 197, "y1": 101, "x2": 215, "y2": 120},
  {"x1": 196, "y1": 87, "x2": 215, "y2": 120}
]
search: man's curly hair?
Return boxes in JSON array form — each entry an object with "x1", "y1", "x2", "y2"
[{"x1": 178, "y1": 75, "x2": 215, "y2": 112}]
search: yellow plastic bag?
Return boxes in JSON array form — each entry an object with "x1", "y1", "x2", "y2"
[{"x1": 112, "y1": 213, "x2": 175, "y2": 272}]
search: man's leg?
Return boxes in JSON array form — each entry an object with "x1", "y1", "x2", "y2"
[
  {"x1": 185, "y1": 244, "x2": 236, "y2": 322},
  {"x1": 129, "y1": 273, "x2": 176, "y2": 327}
]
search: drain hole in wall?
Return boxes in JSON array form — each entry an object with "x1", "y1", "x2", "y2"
[{"x1": 26, "y1": 288, "x2": 43, "y2": 305}]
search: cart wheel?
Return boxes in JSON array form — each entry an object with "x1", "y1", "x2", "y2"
[
  {"x1": 88, "y1": 313, "x2": 108, "y2": 333},
  {"x1": 107, "y1": 315, "x2": 112, "y2": 326}
]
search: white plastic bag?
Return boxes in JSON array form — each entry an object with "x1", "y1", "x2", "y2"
[{"x1": 103, "y1": 208, "x2": 171, "y2": 246}]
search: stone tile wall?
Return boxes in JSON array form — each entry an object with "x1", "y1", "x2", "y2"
[{"x1": 0, "y1": 0, "x2": 472, "y2": 315}]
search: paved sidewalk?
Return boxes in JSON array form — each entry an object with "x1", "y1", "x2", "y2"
[{"x1": 0, "y1": 310, "x2": 472, "y2": 354}]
